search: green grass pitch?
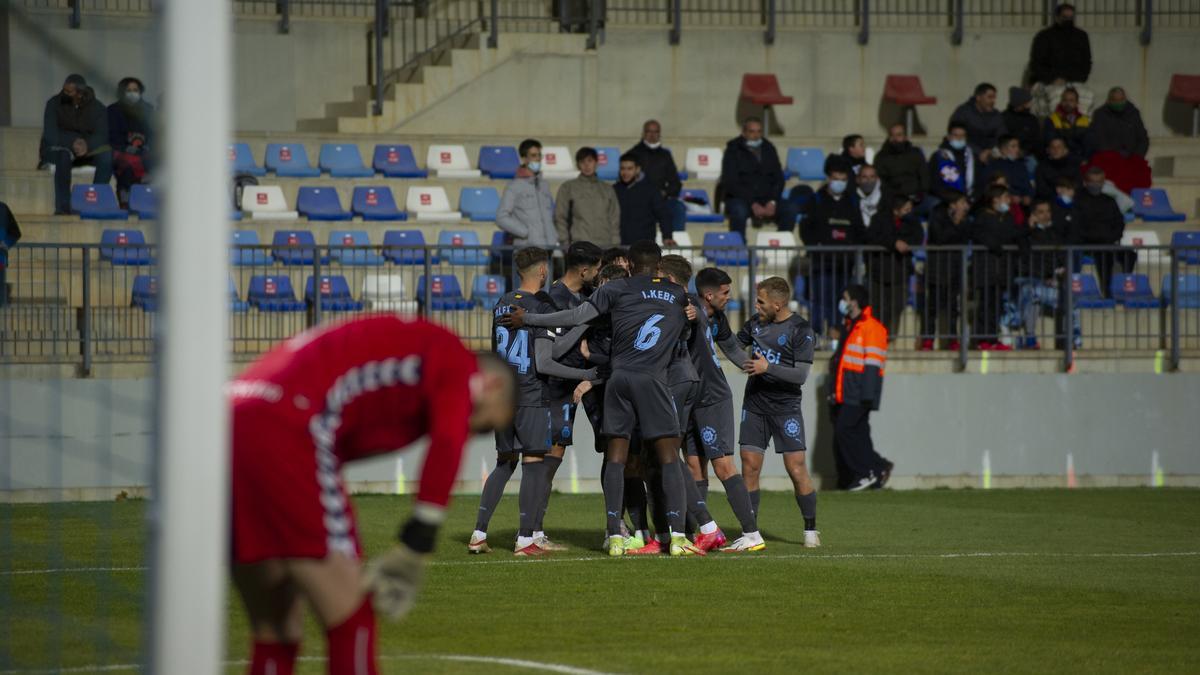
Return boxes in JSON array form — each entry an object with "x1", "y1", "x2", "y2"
[{"x1": 2, "y1": 488, "x2": 1199, "y2": 673}]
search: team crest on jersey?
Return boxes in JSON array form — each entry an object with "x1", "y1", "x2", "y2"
[
  {"x1": 561, "y1": 425, "x2": 572, "y2": 439},
  {"x1": 777, "y1": 334, "x2": 788, "y2": 347},
  {"x1": 701, "y1": 426, "x2": 717, "y2": 446},
  {"x1": 784, "y1": 418, "x2": 801, "y2": 439}
]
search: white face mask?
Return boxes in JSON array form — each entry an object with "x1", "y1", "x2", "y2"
[
  {"x1": 527, "y1": 161, "x2": 541, "y2": 173},
  {"x1": 124, "y1": 90, "x2": 141, "y2": 104},
  {"x1": 838, "y1": 299, "x2": 851, "y2": 315},
  {"x1": 830, "y1": 339, "x2": 840, "y2": 352}
]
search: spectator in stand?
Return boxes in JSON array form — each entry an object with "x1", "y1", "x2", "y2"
[
  {"x1": 799, "y1": 157, "x2": 866, "y2": 340},
  {"x1": 1070, "y1": 166, "x2": 1134, "y2": 298},
  {"x1": 107, "y1": 77, "x2": 155, "y2": 208},
  {"x1": 928, "y1": 121, "x2": 975, "y2": 204},
  {"x1": 875, "y1": 123, "x2": 928, "y2": 203},
  {"x1": 555, "y1": 147, "x2": 620, "y2": 247},
  {"x1": 41, "y1": 74, "x2": 112, "y2": 215},
  {"x1": 498, "y1": 139, "x2": 558, "y2": 251},
  {"x1": 865, "y1": 195, "x2": 923, "y2": 336},
  {"x1": 627, "y1": 119, "x2": 686, "y2": 234},
  {"x1": 855, "y1": 164, "x2": 888, "y2": 227},
  {"x1": 921, "y1": 191, "x2": 970, "y2": 351},
  {"x1": 979, "y1": 172, "x2": 1026, "y2": 228},
  {"x1": 1087, "y1": 87, "x2": 1151, "y2": 193},
  {"x1": 613, "y1": 153, "x2": 672, "y2": 246},
  {"x1": 825, "y1": 134, "x2": 867, "y2": 180},
  {"x1": 1043, "y1": 87, "x2": 1091, "y2": 158},
  {"x1": 1035, "y1": 137, "x2": 1082, "y2": 200},
  {"x1": 0, "y1": 202, "x2": 20, "y2": 308},
  {"x1": 1029, "y1": 4, "x2": 1094, "y2": 117},
  {"x1": 1014, "y1": 199, "x2": 1070, "y2": 351},
  {"x1": 970, "y1": 184, "x2": 1028, "y2": 350},
  {"x1": 720, "y1": 117, "x2": 793, "y2": 236},
  {"x1": 1003, "y1": 87, "x2": 1042, "y2": 171},
  {"x1": 986, "y1": 135, "x2": 1034, "y2": 209},
  {"x1": 950, "y1": 83, "x2": 1006, "y2": 169}
]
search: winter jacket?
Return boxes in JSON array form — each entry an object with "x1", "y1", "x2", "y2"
[
  {"x1": 626, "y1": 142, "x2": 682, "y2": 200},
  {"x1": 1044, "y1": 109, "x2": 1091, "y2": 158},
  {"x1": 41, "y1": 89, "x2": 109, "y2": 157},
  {"x1": 874, "y1": 141, "x2": 928, "y2": 198},
  {"x1": 799, "y1": 188, "x2": 866, "y2": 273},
  {"x1": 1034, "y1": 153, "x2": 1083, "y2": 200},
  {"x1": 1088, "y1": 103, "x2": 1150, "y2": 158},
  {"x1": 1069, "y1": 190, "x2": 1125, "y2": 245},
  {"x1": 970, "y1": 209, "x2": 1029, "y2": 287},
  {"x1": 614, "y1": 173, "x2": 672, "y2": 245},
  {"x1": 720, "y1": 136, "x2": 785, "y2": 205},
  {"x1": 950, "y1": 98, "x2": 1007, "y2": 157},
  {"x1": 497, "y1": 168, "x2": 558, "y2": 248},
  {"x1": 985, "y1": 157, "x2": 1034, "y2": 199},
  {"x1": 1030, "y1": 23, "x2": 1093, "y2": 84},
  {"x1": 0, "y1": 202, "x2": 20, "y2": 270},
  {"x1": 107, "y1": 100, "x2": 155, "y2": 154},
  {"x1": 865, "y1": 210, "x2": 924, "y2": 281},
  {"x1": 1002, "y1": 107, "x2": 1043, "y2": 159},
  {"x1": 1026, "y1": 211, "x2": 1069, "y2": 280},
  {"x1": 832, "y1": 306, "x2": 886, "y2": 409},
  {"x1": 925, "y1": 203, "x2": 970, "y2": 285},
  {"x1": 927, "y1": 141, "x2": 975, "y2": 202},
  {"x1": 554, "y1": 174, "x2": 620, "y2": 247}
]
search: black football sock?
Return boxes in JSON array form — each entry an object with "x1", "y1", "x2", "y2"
[
  {"x1": 602, "y1": 462, "x2": 626, "y2": 537},
  {"x1": 660, "y1": 459, "x2": 687, "y2": 535},
  {"x1": 679, "y1": 462, "x2": 713, "y2": 527},
  {"x1": 721, "y1": 474, "x2": 757, "y2": 533},
  {"x1": 517, "y1": 461, "x2": 546, "y2": 538},
  {"x1": 623, "y1": 477, "x2": 648, "y2": 533},
  {"x1": 750, "y1": 489, "x2": 761, "y2": 519},
  {"x1": 797, "y1": 491, "x2": 817, "y2": 531},
  {"x1": 474, "y1": 458, "x2": 517, "y2": 532},
  {"x1": 536, "y1": 455, "x2": 563, "y2": 531}
]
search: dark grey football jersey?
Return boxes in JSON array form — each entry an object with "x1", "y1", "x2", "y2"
[
  {"x1": 737, "y1": 313, "x2": 815, "y2": 415},
  {"x1": 587, "y1": 275, "x2": 689, "y2": 378},
  {"x1": 687, "y1": 294, "x2": 733, "y2": 407},
  {"x1": 492, "y1": 290, "x2": 555, "y2": 407},
  {"x1": 548, "y1": 280, "x2": 589, "y2": 373}
]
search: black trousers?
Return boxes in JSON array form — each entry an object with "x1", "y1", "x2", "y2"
[{"x1": 831, "y1": 403, "x2": 887, "y2": 487}]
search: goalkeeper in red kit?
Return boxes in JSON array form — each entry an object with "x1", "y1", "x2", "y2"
[{"x1": 228, "y1": 316, "x2": 515, "y2": 675}]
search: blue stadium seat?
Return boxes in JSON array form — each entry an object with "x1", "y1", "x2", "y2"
[
  {"x1": 471, "y1": 274, "x2": 507, "y2": 309},
  {"x1": 785, "y1": 147, "x2": 826, "y2": 181},
  {"x1": 416, "y1": 274, "x2": 473, "y2": 310},
  {"x1": 231, "y1": 230, "x2": 272, "y2": 266},
  {"x1": 681, "y1": 189, "x2": 725, "y2": 223},
  {"x1": 351, "y1": 187, "x2": 406, "y2": 221},
  {"x1": 247, "y1": 275, "x2": 306, "y2": 312},
  {"x1": 1071, "y1": 273, "x2": 1116, "y2": 309},
  {"x1": 329, "y1": 230, "x2": 383, "y2": 266},
  {"x1": 372, "y1": 144, "x2": 427, "y2": 178},
  {"x1": 271, "y1": 230, "x2": 328, "y2": 265},
  {"x1": 131, "y1": 275, "x2": 157, "y2": 312},
  {"x1": 1161, "y1": 274, "x2": 1200, "y2": 309},
  {"x1": 100, "y1": 229, "x2": 153, "y2": 265},
  {"x1": 72, "y1": 185, "x2": 128, "y2": 220},
  {"x1": 228, "y1": 143, "x2": 265, "y2": 176},
  {"x1": 1110, "y1": 274, "x2": 1160, "y2": 308},
  {"x1": 297, "y1": 187, "x2": 352, "y2": 221},
  {"x1": 319, "y1": 144, "x2": 374, "y2": 178},
  {"x1": 1172, "y1": 231, "x2": 1200, "y2": 265},
  {"x1": 594, "y1": 146, "x2": 620, "y2": 181},
  {"x1": 129, "y1": 185, "x2": 158, "y2": 219},
  {"x1": 1131, "y1": 188, "x2": 1186, "y2": 222},
  {"x1": 305, "y1": 275, "x2": 365, "y2": 311},
  {"x1": 703, "y1": 232, "x2": 750, "y2": 266},
  {"x1": 460, "y1": 187, "x2": 501, "y2": 222},
  {"x1": 478, "y1": 146, "x2": 520, "y2": 179},
  {"x1": 437, "y1": 230, "x2": 488, "y2": 266},
  {"x1": 793, "y1": 276, "x2": 808, "y2": 308},
  {"x1": 265, "y1": 143, "x2": 320, "y2": 177},
  {"x1": 228, "y1": 277, "x2": 249, "y2": 312},
  {"x1": 383, "y1": 230, "x2": 435, "y2": 265}
]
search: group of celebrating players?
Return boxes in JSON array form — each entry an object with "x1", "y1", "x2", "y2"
[{"x1": 469, "y1": 239, "x2": 821, "y2": 557}]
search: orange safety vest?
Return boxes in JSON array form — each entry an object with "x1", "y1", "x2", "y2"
[{"x1": 835, "y1": 306, "x2": 888, "y2": 407}]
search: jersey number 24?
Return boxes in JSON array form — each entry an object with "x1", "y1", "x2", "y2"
[{"x1": 495, "y1": 326, "x2": 531, "y2": 374}]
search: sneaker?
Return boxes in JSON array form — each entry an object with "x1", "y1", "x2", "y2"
[
  {"x1": 804, "y1": 530, "x2": 822, "y2": 548},
  {"x1": 626, "y1": 538, "x2": 663, "y2": 555},
  {"x1": 693, "y1": 528, "x2": 727, "y2": 553},
  {"x1": 605, "y1": 534, "x2": 626, "y2": 557},
  {"x1": 467, "y1": 533, "x2": 491, "y2": 554},
  {"x1": 622, "y1": 534, "x2": 646, "y2": 551},
  {"x1": 534, "y1": 536, "x2": 569, "y2": 552},
  {"x1": 877, "y1": 460, "x2": 894, "y2": 488},
  {"x1": 919, "y1": 338, "x2": 934, "y2": 351},
  {"x1": 720, "y1": 532, "x2": 766, "y2": 552},
  {"x1": 669, "y1": 534, "x2": 705, "y2": 557},
  {"x1": 514, "y1": 541, "x2": 548, "y2": 557},
  {"x1": 848, "y1": 475, "x2": 877, "y2": 492}
]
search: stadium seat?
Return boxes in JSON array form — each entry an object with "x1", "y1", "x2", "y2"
[
  {"x1": 416, "y1": 274, "x2": 473, "y2": 310},
  {"x1": 1121, "y1": 229, "x2": 1161, "y2": 266},
  {"x1": 247, "y1": 275, "x2": 306, "y2": 312},
  {"x1": 297, "y1": 187, "x2": 352, "y2": 221},
  {"x1": 685, "y1": 147, "x2": 723, "y2": 181},
  {"x1": 271, "y1": 230, "x2": 328, "y2": 265},
  {"x1": 350, "y1": 186, "x2": 405, "y2": 221},
  {"x1": 460, "y1": 187, "x2": 501, "y2": 222},
  {"x1": 372, "y1": 144, "x2": 427, "y2": 178},
  {"x1": 1162, "y1": 273, "x2": 1200, "y2": 308},
  {"x1": 362, "y1": 274, "x2": 418, "y2": 314},
  {"x1": 1130, "y1": 188, "x2": 1186, "y2": 222},
  {"x1": 1071, "y1": 273, "x2": 1116, "y2": 309},
  {"x1": 785, "y1": 148, "x2": 826, "y2": 181},
  {"x1": 328, "y1": 230, "x2": 383, "y2": 266},
  {"x1": 406, "y1": 186, "x2": 461, "y2": 221},
  {"x1": 595, "y1": 146, "x2": 620, "y2": 181},
  {"x1": 265, "y1": 143, "x2": 320, "y2": 177},
  {"x1": 382, "y1": 230, "x2": 435, "y2": 265},
  {"x1": 437, "y1": 230, "x2": 488, "y2": 266},
  {"x1": 740, "y1": 73, "x2": 793, "y2": 135},
  {"x1": 471, "y1": 274, "x2": 507, "y2": 309},
  {"x1": 228, "y1": 143, "x2": 266, "y2": 176},
  {"x1": 1168, "y1": 74, "x2": 1200, "y2": 138},
  {"x1": 128, "y1": 184, "x2": 158, "y2": 220},
  {"x1": 884, "y1": 75, "x2": 938, "y2": 137},
  {"x1": 658, "y1": 230, "x2": 703, "y2": 269},
  {"x1": 131, "y1": 275, "x2": 158, "y2": 312},
  {"x1": 100, "y1": 229, "x2": 153, "y2": 265},
  {"x1": 72, "y1": 184, "x2": 128, "y2": 220},
  {"x1": 241, "y1": 185, "x2": 299, "y2": 220},
  {"x1": 703, "y1": 231, "x2": 750, "y2": 266},
  {"x1": 305, "y1": 275, "x2": 365, "y2": 311},
  {"x1": 539, "y1": 145, "x2": 575, "y2": 178},
  {"x1": 1109, "y1": 273, "x2": 1160, "y2": 308},
  {"x1": 792, "y1": 275, "x2": 808, "y2": 308},
  {"x1": 426, "y1": 145, "x2": 481, "y2": 178},
  {"x1": 228, "y1": 277, "x2": 249, "y2": 312},
  {"x1": 756, "y1": 230, "x2": 798, "y2": 269},
  {"x1": 318, "y1": 144, "x2": 374, "y2": 178},
  {"x1": 1172, "y1": 231, "x2": 1200, "y2": 265},
  {"x1": 680, "y1": 189, "x2": 724, "y2": 223},
  {"x1": 231, "y1": 230, "x2": 272, "y2": 266},
  {"x1": 478, "y1": 146, "x2": 520, "y2": 179}
]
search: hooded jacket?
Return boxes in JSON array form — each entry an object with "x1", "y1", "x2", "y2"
[
  {"x1": 799, "y1": 187, "x2": 866, "y2": 273},
  {"x1": 1089, "y1": 102, "x2": 1150, "y2": 157},
  {"x1": 554, "y1": 174, "x2": 620, "y2": 247},
  {"x1": 874, "y1": 140, "x2": 928, "y2": 198},
  {"x1": 720, "y1": 136, "x2": 785, "y2": 204},
  {"x1": 950, "y1": 98, "x2": 1007, "y2": 157},
  {"x1": 497, "y1": 167, "x2": 558, "y2": 248},
  {"x1": 42, "y1": 87, "x2": 109, "y2": 156}
]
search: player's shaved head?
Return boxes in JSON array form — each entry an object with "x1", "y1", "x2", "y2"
[
  {"x1": 514, "y1": 247, "x2": 549, "y2": 279},
  {"x1": 627, "y1": 240, "x2": 662, "y2": 275},
  {"x1": 469, "y1": 352, "x2": 517, "y2": 433},
  {"x1": 658, "y1": 255, "x2": 692, "y2": 286},
  {"x1": 758, "y1": 276, "x2": 791, "y2": 301}
]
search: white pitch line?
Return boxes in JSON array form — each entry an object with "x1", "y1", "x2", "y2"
[{"x1": 3, "y1": 550, "x2": 1199, "y2": 577}]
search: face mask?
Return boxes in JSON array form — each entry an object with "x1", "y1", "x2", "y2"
[
  {"x1": 60, "y1": 93, "x2": 74, "y2": 104},
  {"x1": 745, "y1": 138, "x2": 763, "y2": 149},
  {"x1": 1059, "y1": 18, "x2": 1074, "y2": 28},
  {"x1": 124, "y1": 91, "x2": 141, "y2": 104},
  {"x1": 837, "y1": 299, "x2": 850, "y2": 316},
  {"x1": 1085, "y1": 183, "x2": 1103, "y2": 196},
  {"x1": 949, "y1": 139, "x2": 967, "y2": 151},
  {"x1": 829, "y1": 179, "x2": 848, "y2": 195},
  {"x1": 830, "y1": 339, "x2": 840, "y2": 352},
  {"x1": 858, "y1": 180, "x2": 878, "y2": 195},
  {"x1": 996, "y1": 201, "x2": 1011, "y2": 213},
  {"x1": 1108, "y1": 102, "x2": 1127, "y2": 112},
  {"x1": 644, "y1": 141, "x2": 661, "y2": 150},
  {"x1": 527, "y1": 161, "x2": 541, "y2": 173},
  {"x1": 1058, "y1": 194, "x2": 1073, "y2": 206}
]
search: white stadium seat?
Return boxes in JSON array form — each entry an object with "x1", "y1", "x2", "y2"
[
  {"x1": 685, "y1": 147, "x2": 723, "y2": 181},
  {"x1": 362, "y1": 274, "x2": 418, "y2": 315},
  {"x1": 755, "y1": 230, "x2": 798, "y2": 270},
  {"x1": 241, "y1": 185, "x2": 298, "y2": 220},
  {"x1": 657, "y1": 229, "x2": 703, "y2": 270},
  {"x1": 1122, "y1": 229, "x2": 1161, "y2": 265},
  {"x1": 406, "y1": 186, "x2": 462, "y2": 221},
  {"x1": 426, "y1": 144, "x2": 481, "y2": 179},
  {"x1": 539, "y1": 145, "x2": 576, "y2": 178}
]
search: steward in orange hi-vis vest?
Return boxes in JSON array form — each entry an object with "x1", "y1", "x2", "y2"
[{"x1": 834, "y1": 305, "x2": 887, "y2": 410}]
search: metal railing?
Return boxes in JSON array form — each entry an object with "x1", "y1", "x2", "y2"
[{"x1": 2, "y1": 242, "x2": 1198, "y2": 373}]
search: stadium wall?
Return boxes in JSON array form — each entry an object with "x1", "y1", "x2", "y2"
[
  {"x1": 4, "y1": 372, "x2": 1198, "y2": 501},
  {"x1": 5, "y1": 12, "x2": 1200, "y2": 137}
]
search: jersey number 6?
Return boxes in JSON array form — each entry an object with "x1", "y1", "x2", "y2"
[{"x1": 633, "y1": 314, "x2": 665, "y2": 352}]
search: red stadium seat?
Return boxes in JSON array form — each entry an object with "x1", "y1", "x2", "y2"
[
  {"x1": 740, "y1": 74, "x2": 793, "y2": 136},
  {"x1": 1169, "y1": 74, "x2": 1200, "y2": 137},
  {"x1": 884, "y1": 75, "x2": 937, "y2": 137}
]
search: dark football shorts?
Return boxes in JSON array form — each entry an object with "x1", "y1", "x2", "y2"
[
  {"x1": 495, "y1": 406, "x2": 552, "y2": 455},
  {"x1": 739, "y1": 408, "x2": 807, "y2": 454},
  {"x1": 686, "y1": 398, "x2": 736, "y2": 460},
  {"x1": 602, "y1": 371, "x2": 680, "y2": 441},
  {"x1": 548, "y1": 383, "x2": 580, "y2": 447},
  {"x1": 670, "y1": 379, "x2": 699, "y2": 440}
]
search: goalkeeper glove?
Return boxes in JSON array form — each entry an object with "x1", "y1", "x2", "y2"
[{"x1": 361, "y1": 542, "x2": 426, "y2": 622}]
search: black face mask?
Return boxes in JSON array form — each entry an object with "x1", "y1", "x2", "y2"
[
  {"x1": 1058, "y1": 18, "x2": 1074, "y2": 28},
  {"x1": 60, "y1": 93, "x2": 74, "y2": 104}
]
